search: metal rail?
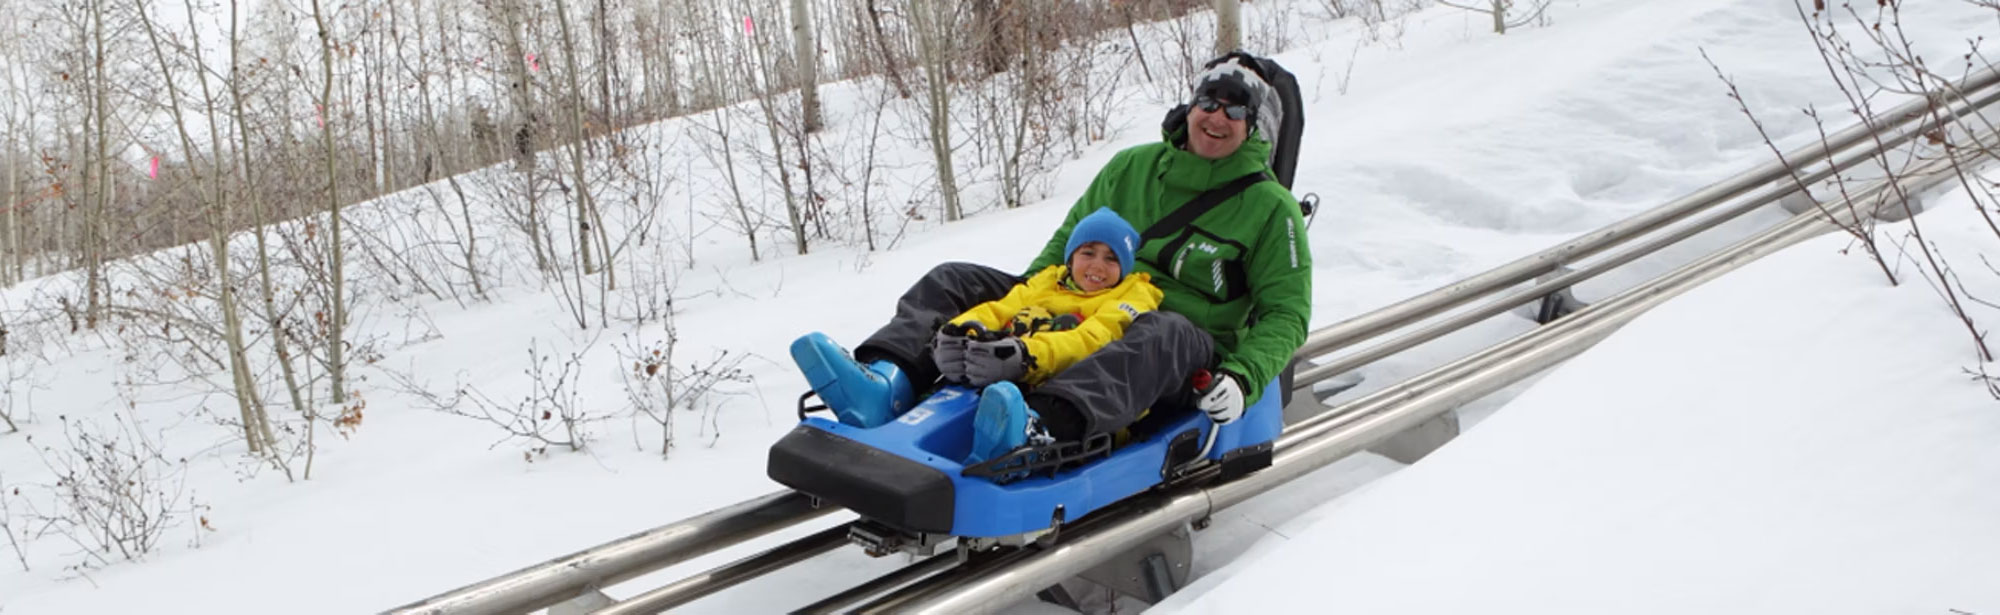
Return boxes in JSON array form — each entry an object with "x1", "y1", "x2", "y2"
[
  {"x1": 585, "y1": 524, "x2": 853, "y2": 615},
  {"x1": 785, "y1": 551, "x2": 961, "y2": 615},
  {"x1": 384, "y1": 491, "x2": 834, "y2": 615},
  {"x1": 388, "y1": 66, "x2": 2000, "y2": 615},
  {"x1": 841, "y1": 129, "x2": 1981, "y2": 615}
]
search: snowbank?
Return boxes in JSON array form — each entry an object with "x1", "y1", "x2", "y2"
[{"x1": 1151, "y1": 176, "x2": 2000, "y2": 615}]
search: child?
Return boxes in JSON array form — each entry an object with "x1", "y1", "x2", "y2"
[
  {"x1": 788, "y1": 208, "x2": 1160, "y2": 464},
  {"x1": 931, "y1": 208, "x2": 1162, "y2": 463}
]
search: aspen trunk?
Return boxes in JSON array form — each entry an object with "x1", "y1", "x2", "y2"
[
  {"x1": 135, "y1": 0, "x2": 280, "y2": 457},
  {"x1": 87, "y1": 0, "x2": 109, "y2": 329},
  {"x1": 2, "y1": 108, "x2": 14, "y2": 286},
  {"x1": 311, "y1": 0, "x2": 349, "y2": 405},
  {"x1": 495, "y1": 0, "x2": 539, "y2": 173},
  {"x1": 2, "y1": 77, "x2": 17, "y2": 286},
  {"x1": 490, "y1": 0, "x2": 551, "y2": 273},
  {"x1": 663, "y1": 4, "x2": 681, "y2": 115},
  {"x1": 911, "y1": 0, "x2": 961, "y2": 221},
  {"x1": 791, "y1": 0, "x2": 823, "y2": 132},
  {"x1": 412, "y1": 0, "x2": 486, "y2": 299},
  {"x1": 229, "y1": 0, "x2": 309, "y2": 422},
  {"x1": 745, "y1": 0, "x2": 808, "y2": 255},
  {"x1": 553, "y1": 0, "x2": 600, "y2": 288},
  {"x1": 1214, "y1": 0, "x2": 1241, "y2": 55},
  {"x1": 377, "y1": 13, "x2": 397, "y2": 194},
  {"x1": 595, "y1": 0, "x2": 617, "y2": 131},
  {"x1": 363, "y1": 48, "x2": 383, "y2": 195}
]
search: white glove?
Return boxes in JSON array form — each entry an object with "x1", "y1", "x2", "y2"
[{"x1": 1197, "y1": 372, "x2": 1246, "y2": 424}]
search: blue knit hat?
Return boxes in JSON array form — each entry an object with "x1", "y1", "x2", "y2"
[{"x1": 1063, "y1": 208, "x2": 1139, "y2": 283}]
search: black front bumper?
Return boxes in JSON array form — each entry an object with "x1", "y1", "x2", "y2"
[{"x1": 766, "y1": 425, "x2": 957, "y2": 534}]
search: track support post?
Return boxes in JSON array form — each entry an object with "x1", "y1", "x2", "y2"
[
  {"x1": 1076, "y1": 523, "x2": 1194, "y2": 604},
  {"x1": 1529, "y1": 267, "x2": 1588, "y2": 325}
]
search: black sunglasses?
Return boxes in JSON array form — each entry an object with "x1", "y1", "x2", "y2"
[{"x1": 1193, "y1": 95, "x2": 1251, "y2": 121}]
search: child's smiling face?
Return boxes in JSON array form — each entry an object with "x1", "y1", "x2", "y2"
[{"x1": 1069, "y1": 241, "x2": 1122, "y2": 292}]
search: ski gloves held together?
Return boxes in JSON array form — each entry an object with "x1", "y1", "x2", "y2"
[
  {"x1": 934, "y1": 322, "x2": 1248, "y2": 425},
  {"x1": 933, "y1": 322, "x2": 1028, "y2": 387}
]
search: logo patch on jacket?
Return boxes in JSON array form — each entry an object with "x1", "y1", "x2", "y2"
[
  {"x1": 1286, "y1": 217, "x2": 1299, "y2": 269},
  {"x1": 1118, "y1": 303, "x2": 1139, "y2": 319}
]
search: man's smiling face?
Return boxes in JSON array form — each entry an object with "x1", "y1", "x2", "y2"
[{"x1": 1187, "y1": 94, "x2": 1249, "y2": 160}]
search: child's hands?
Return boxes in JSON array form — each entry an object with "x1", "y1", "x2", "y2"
[
  {"x1": 935, "y1": 322, "x2": 1001, "y2": 385},
  {"x1": 964, "y1": 338, "x2": 1029, "y2": 386},
  {"x1": 932, "y1": 325, "x2": 972, "y2": 384}
]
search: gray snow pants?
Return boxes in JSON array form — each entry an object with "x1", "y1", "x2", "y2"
[{"x1": 857, "y1": 262, "x2": 1215, "y2": 441}]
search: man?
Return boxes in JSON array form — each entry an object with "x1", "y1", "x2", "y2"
[{"x1": 792, "y1": 53, "x2": 1312, "y2": 458}]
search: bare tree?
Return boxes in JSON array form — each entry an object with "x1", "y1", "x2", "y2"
[
  {"x1": 631, "y1": 0, "x2": 682, "y2": 117},
  {"x1": 551, "y1": 0, "x2": 607, "y2": 331},
  {"x1": 745, "y1": 0, "x2": 813, "y2": 256},
  {"x1": 819, "y1": 80, "x2": 900, "y2": 251},
  {"x1": 553, "y1": 0, "x2": 600, "y2": 278},
  {"x1": 968, "y1": 0, "x2": 1011, "y2": 76},
  {"x1": 1438, "y1": 0, "x2": 1551, "y2": 35},
  {"x1": 0, "y1": 474, "x2": 29, "y2": 571},
  {"x1": 132, "y1": 0, "x2": 283, "y2": 461},
  {"x1": 84, "y1": 0, "x2": 114, "y2": 330},
  {"x1": 224, "y1": 0, "x2": 311, "y2": 431},
  {"x1": 482, "y1": 0, "x2": 559, "y2": 276},
  {"x1": 1717, "y1": 1, "x2": 2000, "y2": 387},
  {"x1": 591, "y1": 0, "x2": 619, "y2": 131},
  {"x1": 0, "y1": 352, "x2": 25, "y2": 434},
  {"x1": 909, "y1": 0, "x2": 963, "y2": 222},
  {"x1": 393, "y1": 337, "x2": 606, "y2": 455},
  {"x1": 617, "y1": 324, "x2": 755, "y2": 457},
  {"x1": 493, "y1": 0, "x2": 542, "y2": 173},
  {"x1": 1214, "y1": 0, "x2": 1242, "y2": 53},
  {"x1": 18, "y1": 414, "x2": 206, "y2": 567},
  {"x1": 0, "y1": 10, "x2": 24, "y2": 287},
  {"x1": 683, "y1": 0, "x2": 766, "y2": 262},
  {"x1": 864, "y1": 0, "x2": 915, "y2": 99},
  {"x1": 792, "y1": 0, "x2": 824, "y2": 132},
  {"x1": 309, "y1": 0, "x2": 351, "y2": 405}
]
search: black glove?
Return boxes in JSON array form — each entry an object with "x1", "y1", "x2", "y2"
[{"x1": 964, "y1": 338, "x2": 1030, "y2": 387}]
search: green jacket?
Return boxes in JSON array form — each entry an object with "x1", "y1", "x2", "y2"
[{"x1": 1028, "y1": 135, "x2": 1312, "y2": 405}]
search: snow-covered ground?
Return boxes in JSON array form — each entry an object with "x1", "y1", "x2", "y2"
[
  {"x1": 1151, "y1": 175, "x2": 2000, "y2": 615},
  {"x1": 2, "y1": 1, "x2": 1997, "y2": 613}
]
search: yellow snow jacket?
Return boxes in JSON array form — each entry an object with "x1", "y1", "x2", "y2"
[{"x1": 949, "y1": 265, "x2": 1163, "y2": 385}]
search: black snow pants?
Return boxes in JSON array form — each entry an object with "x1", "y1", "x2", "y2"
[{"x1": 856, "y1": 262, "x2": 1215, "y2": 442}]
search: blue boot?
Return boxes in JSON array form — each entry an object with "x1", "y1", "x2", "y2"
[
  {"x1": 966, "y1": 381, "x2": 1052, "y2": 465},
  {"x1": 789, "y1": 332, "x2": 914, "y2": 428}
]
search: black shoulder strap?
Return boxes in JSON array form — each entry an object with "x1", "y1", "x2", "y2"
[{"x1": 1140, "y1": 172, "x2": 1270, "y2": 241}]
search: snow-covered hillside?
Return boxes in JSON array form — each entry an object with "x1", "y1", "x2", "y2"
[
  {"x1": 2, "y1": 1, "x2": 1996, "y2": 614},
  {"x1": 1151, "y1": 169, "x2": 2000, "y2": 615}
]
